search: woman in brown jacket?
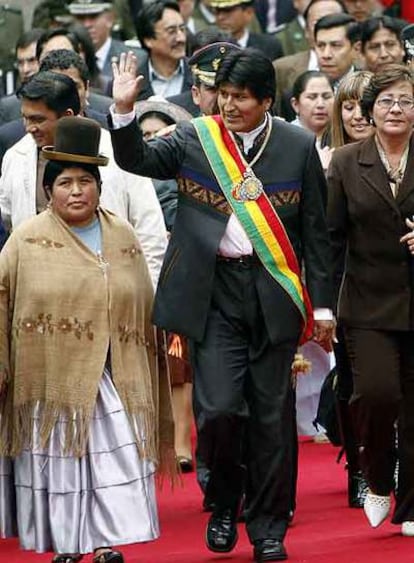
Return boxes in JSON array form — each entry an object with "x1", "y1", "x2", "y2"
[{"x1": 328, "y1": 64, "x2": 414, "y2": 536}]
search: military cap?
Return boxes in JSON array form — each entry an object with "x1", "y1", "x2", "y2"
[
  {"x1": 68, "y1": 0, "x2": 113, "y2": 15},
  {"x1": 209, "y1": 0, "x2": 253, "y2": 10},
  {"x1": 188, "y1": 41, "x2": 240, "y2": 86}
]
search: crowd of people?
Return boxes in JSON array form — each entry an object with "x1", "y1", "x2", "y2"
[{"x1": 0, "y1": 0, "x2": 414, "y2": 562}]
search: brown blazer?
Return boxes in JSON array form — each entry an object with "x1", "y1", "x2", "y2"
[
  {"x1": 327, "y1": 135, "x2": 414, "y2": 331},
  {"x1": 272, "y1": 50, "x2": 310, "y2": 119}
]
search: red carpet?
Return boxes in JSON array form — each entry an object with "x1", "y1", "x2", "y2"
[{"x1": 2, "y1": 441, "x2": 414, "y2": 562}]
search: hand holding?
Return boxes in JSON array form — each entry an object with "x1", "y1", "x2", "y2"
[
  {"x1": 313, "y1": 319, "x2": 335, "y2": 352},
  {"x1": 400, "y1": 217, "x2": 414, "y2": 255},
  {"x1": 112, "y1": 51, "x2": 144, "y2": 114}
]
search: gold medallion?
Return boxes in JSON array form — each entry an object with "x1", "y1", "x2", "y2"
[{"x1": 232, "y1": 171, "x2": 263, "y2": 201}]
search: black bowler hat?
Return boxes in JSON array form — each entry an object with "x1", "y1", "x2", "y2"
[
  {"x1": 42, "y1": 116, "x2": 109, "y2": 166},
  {"x1": 188, "y1": 41, "x2": 241, "y2": 87}
]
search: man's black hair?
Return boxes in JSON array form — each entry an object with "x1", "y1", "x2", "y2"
[
  {"x1": 15, "y1": 29, "x2": 45, "y2": 55},
  {"x1": 136, "y1": 0, "x2": 181, "y2": 51},
  {"x1": 39, "y1": 49, "x2": 90, "y2": 86},
  {"x1": 17, "y1": 70, "x2": 81, "y2": 116},
  {"x1": 215, "y1": 48, "x2": 275, "y2": 106},
  {"x1": 314, "y1": 13, "x2": 360, "y2": 44}
]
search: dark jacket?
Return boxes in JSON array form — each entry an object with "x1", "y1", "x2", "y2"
[
  {"x1": 136, "y1": 58, "x2": 193, "y2": 101},
  {"x1": 110, "y1": 116, "x2": 332, "y2": 343},
  {"x1": 246, "y1": 31, "x2": 284, "y2": 61},
  {"x1": 167, "y1": 91, "x2": 200, "y2": 117},
  {"x1": 327, "y1": 135, "x2": 414, "y2": 330}
]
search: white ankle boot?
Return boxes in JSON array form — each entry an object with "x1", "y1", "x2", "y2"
[
  {"x1": 363, "y1": 492, "x2": 391, "y2": 528},
  {"x1": 402, "y1": 522, "x2": 414, "y2": 537}
]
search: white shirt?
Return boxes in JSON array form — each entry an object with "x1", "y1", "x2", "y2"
[
  {"x1": 95, "y1": 37, "x2": 112, "y2": 71},
  {"x1": 148, "y1": 59, "x2": 184, "y2": 98},
  {"x1": 237, "y1": 29, "x2": 250, "y2": 49},
  {"x1": 307, "y1": 49, "x2": 319, "y2": 71}
]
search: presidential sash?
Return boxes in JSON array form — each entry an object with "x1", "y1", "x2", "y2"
[{"x1": 193, "y1": 115, "x2": 314, "y2": 343}]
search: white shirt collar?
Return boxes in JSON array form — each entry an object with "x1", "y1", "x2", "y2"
[
  {"x1": 236, "y1": 113, "x2": 268, "y2": 153},
  {"x1": 95, "y1": 36, "x2": 112, "y2": 71},
  {"x1": 149, "y1": 58, "x2": 183, "y2": 81},
  {"x1": 307, "y1": 49, "x2": 319, "y2": 71},
  {"x1": 237, "y1": 29, "x2": 249, "y2": 49}
]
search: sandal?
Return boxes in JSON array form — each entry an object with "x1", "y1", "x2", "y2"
[
  {"x1": 93, "y1": 549, "x2": 124, "y2": 563},
  {"x1": 52, "y1": 555, "x2": 83, "y2": 563}
]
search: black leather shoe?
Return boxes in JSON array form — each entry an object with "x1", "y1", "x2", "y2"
[
  {"x1": 93, "y1": 550, "x2": 124, "y2": 563},
  {"x1": 253, "y1": 539, "x2": 287, "y2": 562},
  {"x1": 348, "y1": 470, "x2": 369, "y2": 508},
  {"x1": 205, "y1": 507, "x2": 238, "y2": 553}
]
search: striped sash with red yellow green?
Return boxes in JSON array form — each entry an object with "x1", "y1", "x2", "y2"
[{"x1": 193, "y1": 115, "x2": 314, "y2": 343}]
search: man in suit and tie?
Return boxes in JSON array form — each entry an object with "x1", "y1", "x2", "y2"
[
  {"x1": 209, "y1": 0, "x2": 284, "y2": 59},
  {"x1": 314, "y1": 13, "x2": 361, "y2": 87},
  {"x1": 273, "y1": 0, "x2": 346, "y2": 119},
  {"x1": 68, "y1": 0, "x2": 142, "y2": 78},
  {"x1": 134, "y1": 0, "x2": 194, "y2": 101},
  {"x1": 109, "y1": 48, "x2": 334, "y2": 562}
]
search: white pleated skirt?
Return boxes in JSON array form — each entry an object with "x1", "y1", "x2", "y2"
[{"x1": 0, "y1": 367, "x2": 159, "y2": 554}]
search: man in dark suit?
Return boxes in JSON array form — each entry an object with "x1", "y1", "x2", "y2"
[
  {"x1": 135, "y1": 0, "x2": 194, "y2": 101},
  {"x1": 68, "y1": 0, "x2": 143, "y2": 78},
  {"x1": 209, "y1": 0, "x2": 284, "y2": 59},
  {"x1": 109, "y1": 48, "x2": 334, "y2": 562}
]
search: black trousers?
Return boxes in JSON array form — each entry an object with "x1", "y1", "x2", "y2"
[
  {"x1": 191, "y1": 259, "x2": 298, "y2": 542},
  {"x1": 345, "y1": 327, "x2": 414, "y2": 523}
]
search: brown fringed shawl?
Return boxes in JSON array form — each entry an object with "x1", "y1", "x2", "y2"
[{"x1": 0, "y1": 208, "x2": 175, "y2": 475}]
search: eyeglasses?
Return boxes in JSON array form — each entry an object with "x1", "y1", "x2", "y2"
[
  {"x1": 155, "y1": 24, "x2": 187, "y2": 38},
  {"x1": 375, "y1": 97, "x2": 414, "y2": 111}
]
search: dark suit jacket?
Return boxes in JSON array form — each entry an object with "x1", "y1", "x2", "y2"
[
  {"x1": 110, "y1": 116, "x2": 332, "y2": 343},
  {"x1": 247, "y1": 31, "x2": 284, "y2": 61},
  {"x1": 137, "y1": 58, "x2": 194, "y2": 101},
  {"x1": 273, "y1": 49, "x2": 310, "y2": 119},
  {"x1": 0, "y1": 92, "x2": 112, "y2": 126},
  {"x1": 0, "y1": 108, "x2": 107, "y2": 171},
  {"x1": 327, "y1": 135, "x2": 414, "y2": 331},
  {"x1": 101, "y1": 38, "x2": 146, "y2": 77},
  {"x1": 167, "y1": 91, "x2": 200, "y2": 117},
  {"x1": 255, "y1": 0, "x2": 297, "y2": 32}
]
